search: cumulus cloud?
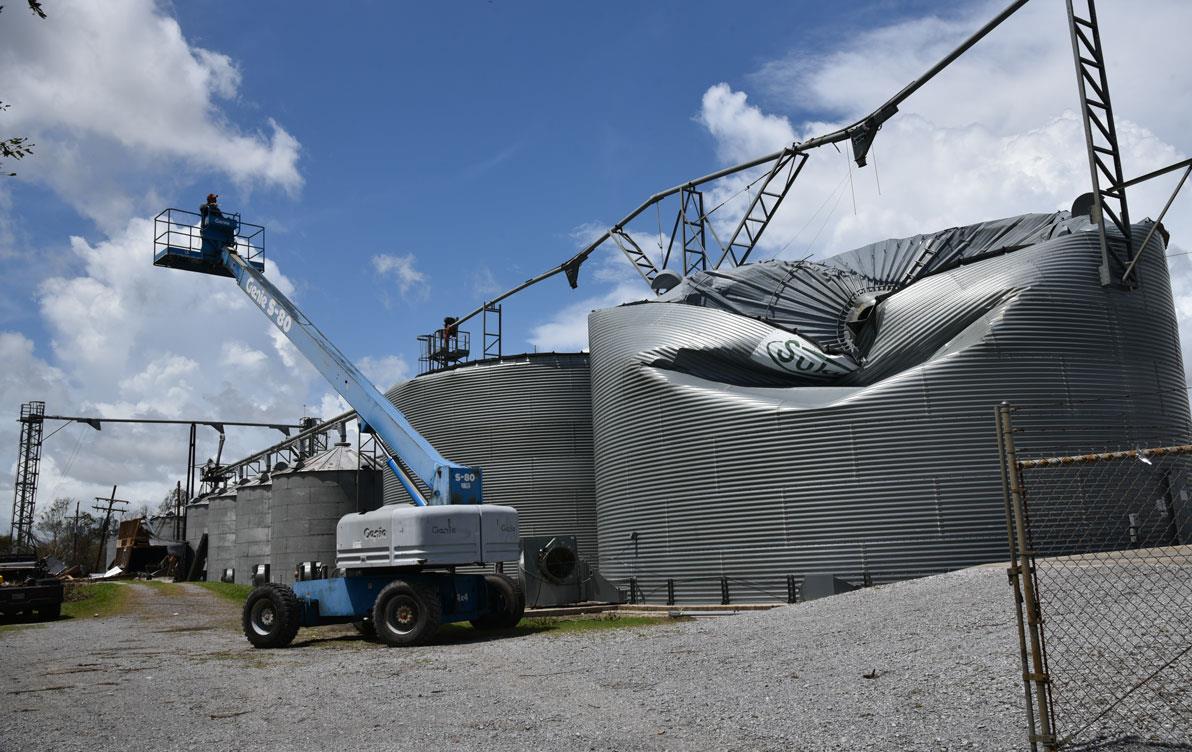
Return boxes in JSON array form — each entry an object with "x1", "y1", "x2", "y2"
[
  {"x1": 0, "y1": 217, "x2": 396, "y2": 528},
  {"x1": 0, "y1": 0, "x2": 302, "y2": 229},
  {"x1": 371, "y1": 253, "x2": 428, "y2": 302},
  {"x1": 358, "y1": 354, "x2": 412, "y2": 391},
  {"x1": 529, "y1": 224, "x2": 654, "y2": 351},
  {"x1": 532, "y1": 1, "x2": 1192, "y2": 371},
  {"x1": 691, "y1": 0, "x2": 1192, "y2": 372}
]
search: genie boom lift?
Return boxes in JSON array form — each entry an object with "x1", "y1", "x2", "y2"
[{"x1": 153, "y1": 206, "x2": 523, "y2": 648}]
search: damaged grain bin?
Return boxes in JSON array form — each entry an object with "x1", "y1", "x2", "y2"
[
  {"x1": 385, "y1": 353, "x2": 598, "y2": 567},
  {"x1": 588, "y1": 211, "x2": 1191, "y2": 603},
  {"x1": 270, "y1": 443, "x2": 384, "y2": 585}
]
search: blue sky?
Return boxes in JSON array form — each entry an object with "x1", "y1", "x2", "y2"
[
  {"x1": 3, "y1": 0, "x2": 953, "y2": 359},
  {"x1": 3, "y1": 0, "x2": 1192, "y2": 520}
]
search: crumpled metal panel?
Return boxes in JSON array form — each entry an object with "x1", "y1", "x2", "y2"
[
  {"x1": 589, "y1": 213, "x2": 1190, "y2": 603},
  {"x1": 660, "y1": 212, "x2": 1081, "y2": 358},
  {"x1": 384, "y1": 353, "x2": 598, "y2": 567}
]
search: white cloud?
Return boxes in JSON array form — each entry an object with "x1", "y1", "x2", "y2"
[
  {"x1": 219, "y1": 342, "x2": 268, "y2": 372},
  {"x1": 529, "y1": 225, "x2": 654, "y2": 351},
  {"x1": 538, "y1": 1, "x2": 1192, "y2": 375},
  {"x1": 358, "y1": 354, "x2": 412, "y2": 391},
  {"x1": 371, "y1": 253, "x2": 427, "y2": 301},
  {"x1": 697, "y1": 84, "x2": 795, "y2": 163},
  {"x1": 469, "y1": 266, "x2": 502, "y2": 298},
  {"x1": 0, "y1": 216, "x2": 322, "y2": 529},
  {"x1": 529, "y1": 280, "x2": 644, "y2": 353},
  {"x1": 0, "y1": 214, "x2": 421, "y2": 529},
  {"x1": 689, "y1": 0, "x2": 1192, "y2": 375},
  {"x1": 0, "y1": 0, "x2": 301, "y2": 229}
]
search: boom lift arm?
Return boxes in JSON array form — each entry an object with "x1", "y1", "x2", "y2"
[{"x1": 153, "y1": 208, "x2": 479, "y2": 507}]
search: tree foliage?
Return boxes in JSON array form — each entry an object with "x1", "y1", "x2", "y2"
[
  {"x1": 34, "y1": 496, "x2": 104, "y2": 566},
  {"x1": 0, "y1": 1, "x2": 48, "y2": 176}
]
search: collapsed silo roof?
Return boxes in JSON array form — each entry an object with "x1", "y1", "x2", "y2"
[{"x1": 637, "y1": 210, "x2": 1163, "y2": 388}]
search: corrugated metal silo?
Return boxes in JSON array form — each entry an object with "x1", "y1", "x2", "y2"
[
  {"x1": 234, "y1": 473, "x2": 272, "y2": 584},
  {"x1": 184, "y1": 497, "x2": 209, "y2": 551},
  {"x1": 184, "y1": 497, "x2": 209, "y2": 580},
  {"x1": 385, "y1": 353, "x2": 597, "y2": 565},
  {"x1": 270, "y1": 444, "x2": 383, "y2": 585},
  {"x1": 205, "y1": 485, "x2": 237, "y2": 582},
  {"x1": 588, "y1": 213, "x2": 1191, "y2": 603}
]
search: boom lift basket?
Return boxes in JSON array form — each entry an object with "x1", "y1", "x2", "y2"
[{"x1": 154, "y1": 207, "x2": 265, "y2": 278}]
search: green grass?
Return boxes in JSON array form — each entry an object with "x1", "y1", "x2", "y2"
[
  {"x1": 195, "y1": 581, "x2": 252, "y2": 604},
  {"x1": 61, "y1": 581, "x2": 129, "y2": 619}
]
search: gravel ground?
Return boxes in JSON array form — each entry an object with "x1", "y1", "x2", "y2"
[{"x1": 0, "y1": 566, "x2": 1184, "y2": 752}]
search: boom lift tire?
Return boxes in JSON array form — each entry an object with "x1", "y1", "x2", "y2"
[
  {"x1": 372, "y1": 580, "x2": 441, "y2": 647},
  {"x1": 243, "y1": 583, "x2": 301, "y2": 649},
  {"x1": 470, "y1": 574, "x2": 525, "y2": 630},
  {"x1": 41, "y1": 603, "x2": 60, "y2": 620}
]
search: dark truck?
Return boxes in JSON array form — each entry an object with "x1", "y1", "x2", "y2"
[{"x1": 0, "y1": 553, "x2": 65, "y2": 620}]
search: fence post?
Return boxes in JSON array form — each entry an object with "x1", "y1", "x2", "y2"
[
  {"x1": 786, "y1": 574, "x2": 797, "y2": 604},
  {"x1": 720, "y1": 576, "x2": 730, "y2": 605},
  {"x1": 666, "y1": 579, "x2": 675, "y2": 606},
  {"x1": 998, "y1": 402, "x2": 1055, "y2": 751}
]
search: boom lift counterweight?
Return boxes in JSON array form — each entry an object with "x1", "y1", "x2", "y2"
[{"x1": 153, "y1": 206, "x2": 523, "y2": 648}]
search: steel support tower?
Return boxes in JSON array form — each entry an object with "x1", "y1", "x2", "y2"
[
  {"x1": 9, "y1": 401, "x2": 45, "y2": 551},
  {"x1": 1067, "y1": 0, "x2": 1133, "y2": 286}
]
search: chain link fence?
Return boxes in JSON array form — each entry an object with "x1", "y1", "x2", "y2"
[{"x1": 998, "y1": 404, "x2": 1192, "y2": 751}]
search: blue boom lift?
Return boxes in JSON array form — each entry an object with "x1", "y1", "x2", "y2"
[{"x1": 153, "y1": 206, "x2": 523, "y2": 648}]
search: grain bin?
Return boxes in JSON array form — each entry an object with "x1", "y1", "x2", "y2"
[
  {"x1": 385, "y1": 353, "x2": 597, "y2": 565},
  {"x1": 185, "y1": 497, "x2": 209, "y2": 551},
  {"x1": 270, "y1": 443, "x2": 383, "y2": 585},
  {"x1": 589, "y1": 212, "x2": 1191, "y2": 603},
  {"x1": 234, "y1": 472, "x2": 272, "y2": 585},
  {"x1": 205, "y1": 485, "x2": 237, "y2": 582}
]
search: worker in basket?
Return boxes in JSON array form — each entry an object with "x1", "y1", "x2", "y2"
[
  {"x1": 199, "y1": 193, "x2": 222, "y2": 224},
  {"x1": 199, "y1": 193, "x2": 238, "y2": 255}
]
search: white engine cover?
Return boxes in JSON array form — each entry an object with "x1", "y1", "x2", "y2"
[{"x1": 336, "y1": 504, "x2": 519, "y2": 569}]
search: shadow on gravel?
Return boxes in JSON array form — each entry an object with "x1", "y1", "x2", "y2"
[
  {"x1": 284, "y1": 626, "x2": 550, "y2": 650},
  {"x1": 1066, "y1": 737, "x2": 1192, "y2": 751}
]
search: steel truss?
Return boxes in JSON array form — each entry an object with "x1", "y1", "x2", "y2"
[
  {"x1": 9, "y1": 401, "x2": 45, "y2": 551},
  {"x1": 1067, "y1": 0, "x2": 1133, "y2": 286}
]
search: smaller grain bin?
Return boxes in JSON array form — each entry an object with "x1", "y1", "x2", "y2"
[
  {"x1": 184, "y1": 496, "x2": 210, "y2": 578},
  {"x1": 235, "y1": 472, "x2": 273, "y2": 585},
  {"x1": 205, "y1": 485, "x2": 238, "y2": 582},
  {"x1": 185, "y1": 496, "x2": 209, "y2": 551},
  {"x1": 270, "y1": 443, "x2": 383, "y2": 585}
]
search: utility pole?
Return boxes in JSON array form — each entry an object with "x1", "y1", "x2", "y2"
[
  {"x1": 92, "y1": 486, "x2": 129, "y2": 572},
  {"x1": 174, "y1": 480, "x2": 183, "y2": 541},
  {"x1": 72, "y1": 499, "x2": 81, "y2": 564}
]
